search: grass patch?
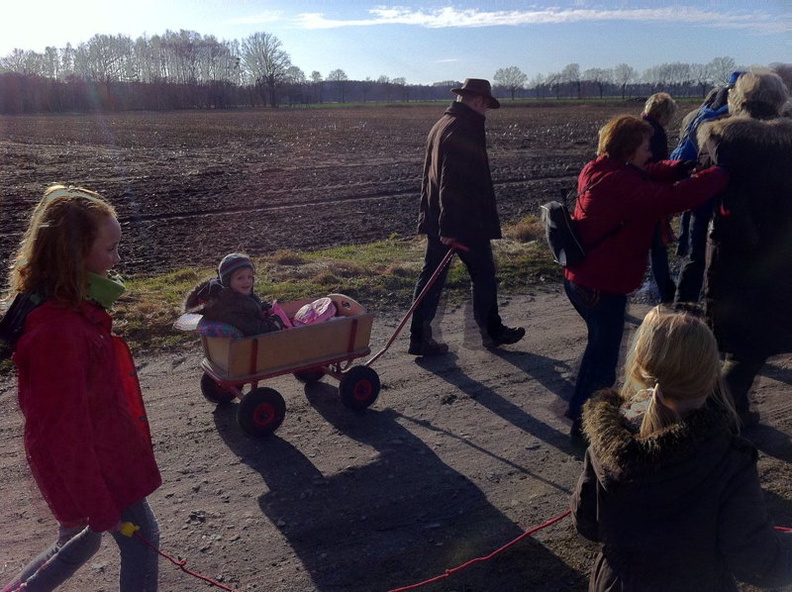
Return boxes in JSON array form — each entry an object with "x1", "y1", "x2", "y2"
[{"x1": 3, "y1": 226, "x2": 561, "y2": 362}]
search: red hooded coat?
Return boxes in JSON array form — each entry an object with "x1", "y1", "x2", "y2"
[{"x1": 14, "y1": 300, "x2": 161, "y2": 532}]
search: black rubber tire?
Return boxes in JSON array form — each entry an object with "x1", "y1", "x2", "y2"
[
  {"x1": 200, "y1": 372, "x2": 236, "y2": 405},
  {"x1": 293, "y1": 368, "x2": 326, "y2": 384},
  {"x1": 237, "y1": 387, "x2": 286, "y2": 437},
  {"x1": 338, "y1": 365, "x2": 381, "y2": 411}
]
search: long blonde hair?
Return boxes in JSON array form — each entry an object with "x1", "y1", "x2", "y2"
[
  {"x1": 622, "y1": 306, "x2": 738, "y2": 437},
  {"x1": 10, "y1": 185, "x2": 116, "y2": 308}
]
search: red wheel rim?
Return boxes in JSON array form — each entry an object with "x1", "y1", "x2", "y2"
[
  {"x1": 253, "y1": 402, "x2": 278, "y2": 427},
  {"x1": 352, "y1": 381, "x2": 373, "y2": 402}
]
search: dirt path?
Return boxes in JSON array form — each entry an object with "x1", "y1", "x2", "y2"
[{"x1": 3, "y1": 288, "x2": 792, "y2": 591}]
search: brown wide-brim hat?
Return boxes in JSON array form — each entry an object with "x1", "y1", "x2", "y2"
[{"x1": 451, "y1": 78, "x2": 500, "y2": 109}]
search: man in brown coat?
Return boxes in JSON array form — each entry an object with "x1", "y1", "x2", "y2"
[{"x1": 409, "y1": 78, "x2": 524, "y2": 356}]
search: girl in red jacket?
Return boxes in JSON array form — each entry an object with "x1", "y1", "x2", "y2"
[{"x1": 2, "y1": 185, "x2": 162, "y2": 592}]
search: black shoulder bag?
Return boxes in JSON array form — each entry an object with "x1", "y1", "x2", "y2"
[{"x1": 540, "y1": 180, "x2": 626, "y2": 268}]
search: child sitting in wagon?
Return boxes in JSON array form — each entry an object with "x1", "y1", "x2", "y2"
[{"x1": 184, "y1": 252, "x2": 285, "y2": 336}]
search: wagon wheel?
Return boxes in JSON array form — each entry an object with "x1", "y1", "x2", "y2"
[
  {"x1": 338, "y1": 366, "x2": 380, "y2": 412},
  {"x1": 293, "y1": 367, "x2": 326, "y2": 384},
  {"x1": 200, "y1": 372, "x2": 236, "y2": 406},
  {"x1": 237, "y1": 387, "x2": 286, "y2": 437}
]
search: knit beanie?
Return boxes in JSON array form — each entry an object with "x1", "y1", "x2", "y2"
[{"x1": 218, "y1": 252, "x2": 254, "y2": 287}]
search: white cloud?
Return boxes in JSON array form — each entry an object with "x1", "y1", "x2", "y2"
[{"x1": 293, "y1": 6, "x2": 789, "y2": 34}]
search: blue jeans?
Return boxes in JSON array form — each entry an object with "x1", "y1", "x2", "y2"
[
  {"x1": 7, "y1": 498, "x2": 159, "y2": 592},
  {"x1": 564, "y1": 280, "x2": 627, "y2": 422},
  {"x1": 676, "y1": 198, "x2": 715, "y2": 303},
  {"x1": 410, "y1": 235, "x2": 503, "y2": 341}
]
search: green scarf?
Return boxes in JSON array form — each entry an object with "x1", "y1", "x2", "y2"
[{"x1": 87, "y1": 272, "x2": 125, "y2": 310}]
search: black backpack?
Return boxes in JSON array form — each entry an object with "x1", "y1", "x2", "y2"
[
  {"x1": 0, "y1": 292, "x2": 43, "y2": 360},
  {"x1": 540, "y1": 199, "x2": 587, "y2": 267},
  {"x1": 540, "y1": 181, "x2": 625, "y2": 268}
]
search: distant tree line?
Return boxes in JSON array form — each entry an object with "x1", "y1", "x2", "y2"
[
  {"x1": 0, "y1": 29, "x2": 787, "y2": 114},
  {"x1": 495, "y1": 59, "x2": 791, "y2": 102}
]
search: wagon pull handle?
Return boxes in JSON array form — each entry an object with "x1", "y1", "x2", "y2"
[{"x1": 364, "y1": 245, "x2": 460, "y2": 367}]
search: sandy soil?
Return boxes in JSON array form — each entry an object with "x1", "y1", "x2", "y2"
[
  {"x1": 2, "y1": 288, "x2": 792, "y2": 591},
  {"x1": 2, "y1": 105, "x2": 792, "y2": 591}
]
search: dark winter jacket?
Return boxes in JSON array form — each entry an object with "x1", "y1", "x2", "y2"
[
  {"x1": 191, "y1": 279, "x2": 283, "y2": 337},
  {"x1": 643, "y1": 114, "x2": 670, "y2": 161},
  {"x1": 701, "y1": 115, "x2": 792, "y2": 358},
  {"x1": 416, "y1": 101, "x2": 502, "y2": 244},
  {"x1": 572, "y1": 389, "x2": 792, "y2": 592},
  {"x1": 15, "y1": 300, "x2": 162, "y2": 532},
  {"x1": 563, "y1": 157, "x2": 728, "y2": 294}
]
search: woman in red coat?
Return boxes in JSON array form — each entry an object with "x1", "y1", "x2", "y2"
[
  {"x1": 2, "y1": 185, "x2": 162, "y2": 592},
  {"x1": 564, "y1": 115, "x2": 729, "y2": 441}
]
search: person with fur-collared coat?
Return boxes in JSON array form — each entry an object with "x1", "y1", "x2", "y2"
[
  {"x1": 572, "y1": 307, "x2": 792, "y2": 592},
  {"x1": 699, "y1": 71, "x2": 792, "y2": 426}
]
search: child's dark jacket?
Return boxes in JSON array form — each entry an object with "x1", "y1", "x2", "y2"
[
  {"x1": 572, "y1": 389, "x2": 792, "y2": 591},
  {"x1": 191, "y1": 279, "x2": 282, "y2": 336}
]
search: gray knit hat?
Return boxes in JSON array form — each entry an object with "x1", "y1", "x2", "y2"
[{"x1": 218, "y1": 252, "x2": 254, "y2": 286}]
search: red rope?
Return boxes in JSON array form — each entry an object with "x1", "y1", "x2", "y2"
[
  {"x1": 134, "y1": 532, "x2": 237, "y2": 591},
  {"x1": 387, "y1": 509, "x2": 572, "y2": 592},
  {"x1": 128, "y1": 512, "x2": 792, "y2": 592}
]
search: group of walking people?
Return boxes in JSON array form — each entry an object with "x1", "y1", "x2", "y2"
[
  {"x1": 564, "y1": 70, "x2": 792, "y2": 437},
  {"x1": 2, "y1": 70, "x2": 792, "y2": 591},
  {"x1": 405, "y1": 72, "x2": 792, "y2": 591},
  {"x1": 565, "y1": 70, "x2": 792, "y2": 591}
]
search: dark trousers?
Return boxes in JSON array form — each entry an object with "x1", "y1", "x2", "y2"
[
  {"x1": 410, "y1": 235, "x2": 502, "y2": 341},
  {"x1": 722, "y1": 353, "x2": 766, "y2": 414},
  {"x1": 650, "y1": 222, "x2": 674, "y2": 303},
  {"x1": 676, "y1": 198, "x2": 716, "y2": 303},
  {"x1": 564, "y1": 279, "x2": 628, "y2": 422}
]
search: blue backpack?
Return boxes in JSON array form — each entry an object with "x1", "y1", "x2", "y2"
[{"x1": 670, "y1": 103, "x2": 729, "y2": 161}]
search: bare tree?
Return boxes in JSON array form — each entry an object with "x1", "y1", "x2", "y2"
[
  {"x1": 74, "y1": 34, "x2": 134, "y2": 83},
  {"x1": 561, "y1": 63, "x2": 582, "y2": 98},
  {"x1": 284, "y1": 65, "x2": 306, "y2": 105},
  {"x1": 643, "y1": 62, "x2": 691, "y2": 94},
  {"x1": 391, "y1": 76, "x2": 408, "y2": 101},
  {"x1": 707, "y1": 57, "x2": 738, "y2": 86},
  {"x1": 583, "y1": 67, "x2": 613, "y2": 99},
  {"x1": 689, "y1": 63, "x2": 711, "y2": 98},
  {"x1": 327, "y1": 68, "x2": 348, "y2": 103},
  {"x1": 377, "y1": 75, "x2": 392, "y2": 101},
  {"x1": 310, "y1": 70, "x2": 323, "y2": 103},
  {"x1": 241, "y1": 32, "x2": 291, "y2": 107},
  {"x1": 613, "y1": 63, "x2": 637, "y2": 99},
  {"x1": 493, "y1": 66, "x2": 527, "y2": 101},
  {"x1": 0, "y1": 49, "x2": 38, "y2": 75},
  {"x1": 527, "y1": 73, "x2": 547, "y2": 98}
]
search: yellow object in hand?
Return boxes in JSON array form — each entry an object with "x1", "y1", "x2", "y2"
[{"x1": 119, "y1": 522, "x2": 140, "y2": 537}]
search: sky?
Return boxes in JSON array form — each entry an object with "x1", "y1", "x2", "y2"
[{"x1": 2, "y1": 1, "x2": 790, "y2": 85}]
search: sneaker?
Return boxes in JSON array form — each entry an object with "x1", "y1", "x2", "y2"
[
  {"x1": 482, "y1": 326, "x2": 525, "y2": 349},
  {"x1": 408, "y1": 338, "x2": 449, "y2": 357}
]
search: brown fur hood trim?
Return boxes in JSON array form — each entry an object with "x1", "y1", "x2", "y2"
[
  {"x1": 581, "y1": 389, "x2": 754, "y2": 487},
  {"x1": 698, "y1": 115, "x2": 792, "y2": 151}
]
